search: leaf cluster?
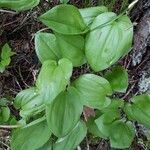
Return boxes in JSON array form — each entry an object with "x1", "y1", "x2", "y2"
[{"x1": 0, "y1": 4, "x2": 149, "y2": 150}]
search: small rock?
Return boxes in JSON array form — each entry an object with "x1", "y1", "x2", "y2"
[{"x1": 138, "y1": 61, "x2": 150, "y2": 93}]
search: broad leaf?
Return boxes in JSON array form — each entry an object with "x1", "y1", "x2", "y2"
[
  {"x1": 109, "y1": 121, "x2": 135, "y2": 149},
  {"x1": 36, "y1": 58, "x2": 72, "y2": 104},
  {"x1": 105, "y1": 66, "x2": 128, "y2": 92},
  {"x1": 38, "y1": 141, "x2": 52, "y2": 150},
  {"x1": 35, "y1": 32, "x2": 61, "y2": 63},
  {"x1": 53, "y1": 121, "x2": 87, "y2": 150},
  {"x1": 73, "y1": 74, "x2": 112, "y2": 109},
  {"x1": 0, "y1": 0, "x2": 40, "y2": 11},
  {"x1": 85, "y1": 13, "x2": 133, "y2": 71},
  {"x1": 55, "y1": 33, "x2": 85, "y2": 66},
  {"x1": 86, "y1": 117, "x2": 106, "y2": 138},
  {"x1": 14, "y1": 87, "x2": 44, "y2": 119},
  {"x1": 95, "y1": 110, "x2": 120, "y2": 138},
  {"x1": 79, "y1": 6, "x2": 108, "y2": 26},
  {"x1": 11, "y1": 121, "x2": 51, "y2": 150},
  {"x1": 102, "y1": 98, "x2": 124, "y2": 113},
  {"x1": 124, "y1": 94, "x2": 150, "y2": 127},
  {"x1": 39, "y1": 4, "x2": 87, "y2": 35},
  {"x1": 0, "y1": 43, "x2": 15, "y2": 73},
  {"x1": 14, "y1": 87, "x2": 38, "y2": 109},
  {"x1": 46, "y1": 87, "x2": 83, "y2": 137}
]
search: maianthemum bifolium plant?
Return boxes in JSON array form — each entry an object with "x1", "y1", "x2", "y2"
[{"x1": 0, "y1": 3, "x2": 150, "y2": 150}]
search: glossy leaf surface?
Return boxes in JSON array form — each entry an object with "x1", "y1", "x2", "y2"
[
  {"x1": 36, "y1": 58, "x2": 72, "y2": 104},
  {"x1": 0, "y1": 0, "x2": 40, "y2": 11},
  {"x1": 11, "y1": 121, "x2": 51, "y2": 150},
  {"x1": 73, "y1": 74, "x2": 112, "y2": 109},
  {"x1": 85, "y1": 13, "x2": 133, "y2": 71},
  {"x1": 55, "y1": 33, "x2": 85, "y2": 66},
  {"x1": 79, "y1": 6, "x2": 108, "y2": 26},
  {"x1": 110, "y1": 121, "x2": 135, "y2": 149},
  {"x1": 35, "y1": 32, "x2": 61, "y2": 63},
  {"x1": 46, "y1": 87, "x2": 83, "y2": 137},
  {"x1": 105, "y1": 66, "x2": 128, "y2": 92},
  {"x1": 95, "y1": 110, "x2": 120, "y2": 137},
  {"x1": 54, "y1": 121, "x2": 87, "y2": 150},
  {"x1": 125, "y1": 94, "x2": 150, "y2": 127},
  {"x1": 39, "y1": 4, "x2": 87, "y2": 35}
]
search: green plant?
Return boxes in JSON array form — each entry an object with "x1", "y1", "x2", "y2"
[
  {"x1": 0, "y1": 0, "x2": 40, "y2": 11},
  {"x1": 2, "y1": 4, "x2": 149, "y2": 150},
  {"x1": 0, "y1": 43, "x2": 15, "y2": 73}
]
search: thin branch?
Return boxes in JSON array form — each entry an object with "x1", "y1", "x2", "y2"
[
  {"x1": 0, "y1": 9, "x2": 17, "y2": 14},
  {"x1": 0, "y1": 125, "x2": 21, "y2": 129}
]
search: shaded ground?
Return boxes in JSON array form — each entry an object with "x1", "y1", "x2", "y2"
[{"x1": 0, "y1": 0, "x2": 150, "y2": 149}]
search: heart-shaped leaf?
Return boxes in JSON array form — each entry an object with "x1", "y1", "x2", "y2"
[
  {"x1": 85, "y1": 12, "x2": 133, "y2": 71},
  {"x1": 95, "y1": 110, "x2": 120, "y2": 138},
  {"x1": 79, "y1": 6, "x2": 108, "y2": 26},
  {"x1": 14, "y1": 87, "x2": 45, "y2": 119},
  {"x1": 0, "y1": 0, "x2": 40, "y2": 11},
  {"x1": 46, "y1": 87, "x2": 83, "y2": 137},
  {"x1": 39, "y1": 4, "x2": 87, "y2": 35},
  {"x1": 109, "y1": 121, "x2": 135, "y2": 149},
  {"x1": 86, "y1": 116, "x2": 106, "y2": 138},
  {"x1": 104, "y1": 66, "x2": 128, "y2": 93},
  {"x1": 73, "y1": 74, "x2": 112, "y2": 109},
  {"x1": 53, "y1": 121, "x2": 87, "y2": 150},
  {"x1": 35, "y1": 32, "x2": 61, "y2": 63},
  {"x1": 124, "y1": 94, "x2": 150, "y2": 127},
  {"x1": 55, "y1": 33, "x2": 85, "y2": 66},
  {"x1": 15, "y1": 58, "x2": 72, "y2": 118},
  {"x1": 36, "y1": 58, "x2": 72, "y2": 104},
  {"x1": 11, "y1": 120, "x2": 51, "y2": 150}
]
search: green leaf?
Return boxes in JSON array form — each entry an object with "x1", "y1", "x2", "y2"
[
  {"x1": 11, "y1": 121, "x2": 51, "y2": 150},
  {"x1": 14, "y1": 87, "x2": 38, "y2": 109},
  {"x1": 38, "y1": 141, "x2": 52, "y2": 150},
  {"x1": 124, "y1": 94, "x2": 150, "y2": 127},
  {"x1": 39, "y1": 4, "x2": 87, "y2": 35},
  {"x1": 60, "y1": 0, "x2": 69, "y2": 4},
  {"x1": 86, "y1": 117, "x2": 106, "y2": 138},
  {"x1": 36, "y1": 58, "x2": 72, "y2": 104},
  {"x1": 73, "y1": 74, "x2": 112, "y2": 109},
  {"x1": 95, "y1": 110, "x2": 120, "y2": 138},
  {"x1": 0, "y1": 0, "x2": 40, "y2": 11},
  {"x1": 79, "y1": 6, "x2": 108, "y2": 26},
  {"x1": 105, "y1": 66, "x2": 128, "y2": 93},
  {"x1": 0, "y1": 106, "x2": 10, "y2": 123},
  {"x1": 85, "y1": 13, "x2": 133, "y2": 71},
  {"x1": 53, "y1": 121, "x2": 87, "y2": 150},
  {"x1": 35, "y1": 32, "x2": 61, "y2": 63},
  {"x1": 46, "y1": 87, "x2": 83, "y2": 137},
  {"x1": 109, "y1": 121, "x2": 135, "y2": 149},
  {"x1": 55, "y1": 33, "x2": 85, "y2": 66},
  {"x1": 102, "y1": 98, "x2": 124, "y2": 113},
  {"x1": 14, "y1": 87, "x2": 44, "y2": 119},
  {"x1": 14, "y1": 59, "x2": 72, "y2": 118},
  {"x1": 0, "y1": 43, "x2": 15, "y2": 73}
]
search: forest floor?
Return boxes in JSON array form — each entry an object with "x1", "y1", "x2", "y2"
[{"x1": 0, "y1": 0, "x2": 150, "y2": 149}]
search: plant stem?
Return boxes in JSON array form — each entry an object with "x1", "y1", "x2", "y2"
[
  {"x1": 0, "y1": 9, "x2": 17, "y2": 14},
  {"x1": 0, "y1": 125, "x2": 21, "y2": 129}
]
